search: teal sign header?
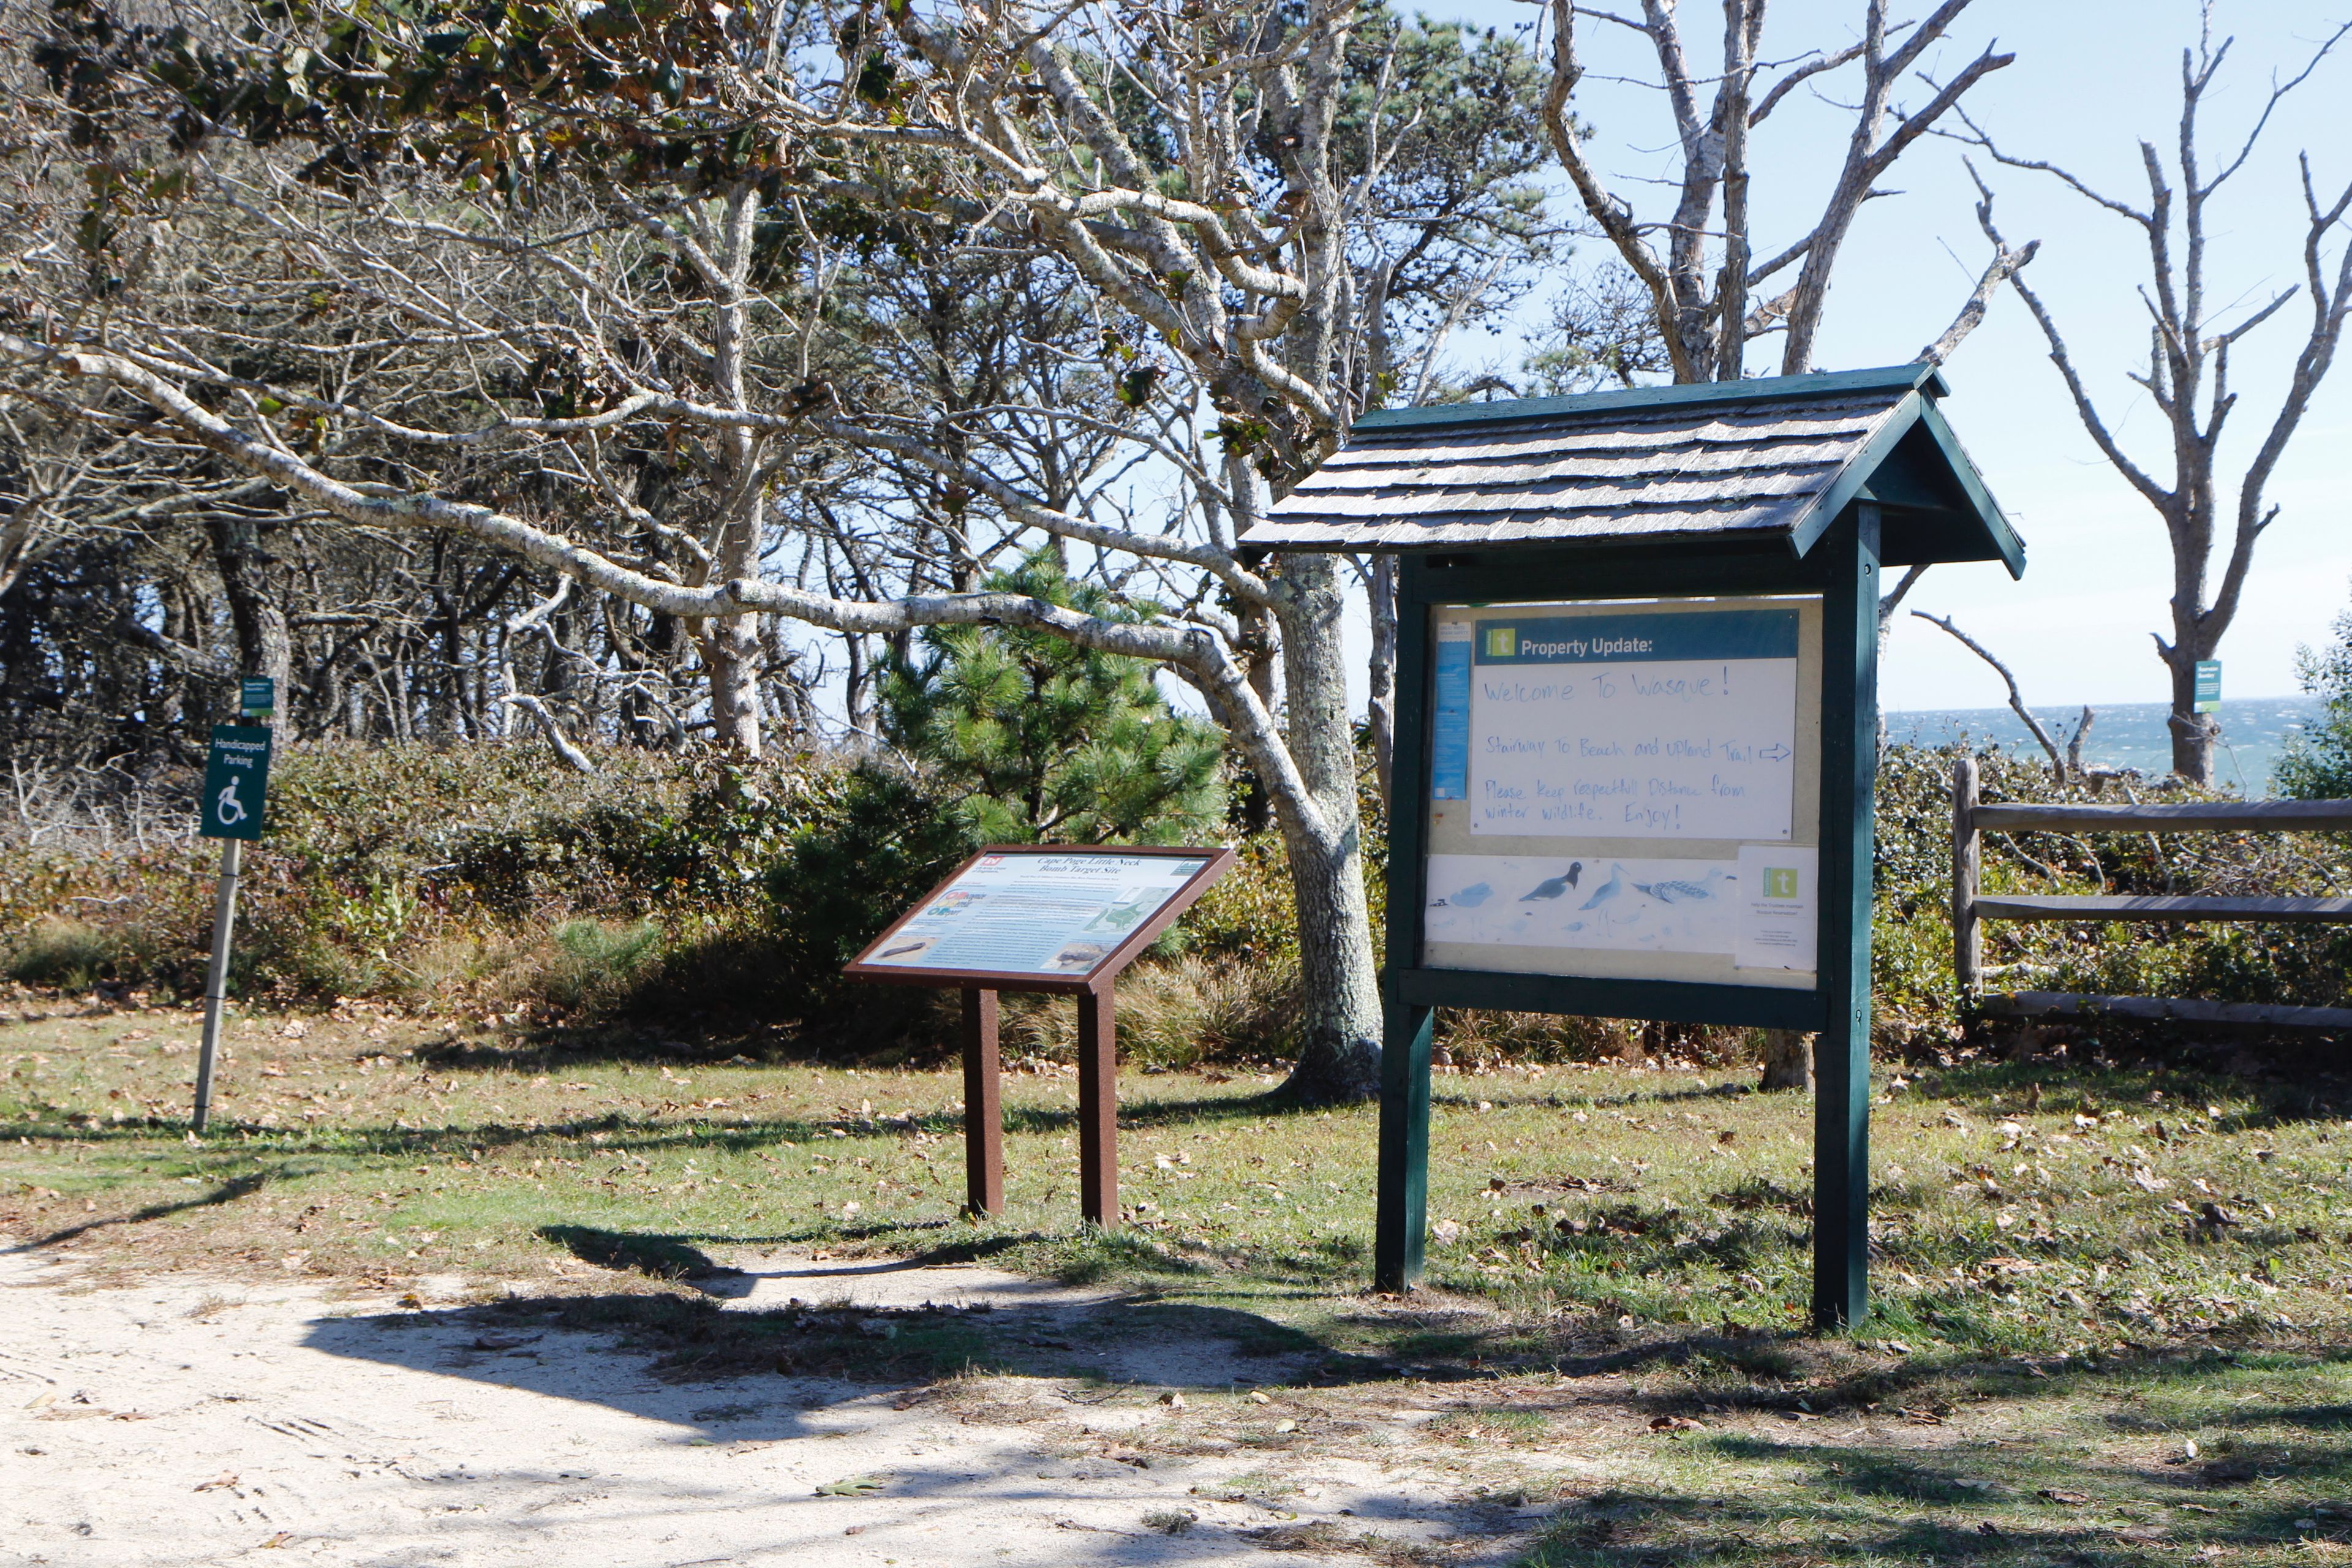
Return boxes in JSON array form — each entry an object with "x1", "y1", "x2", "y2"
[
  {"x1": 198, "y1": 725, "x2": 273, "y2": 841},
  {"x1": 1474, "y1": 609, "x2": 1799, "y2": 665}
]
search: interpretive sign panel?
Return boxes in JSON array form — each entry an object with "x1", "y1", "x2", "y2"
[
  {"x1": 1422, "y1": 597, "x2": 1822, "y2": 989},
  {"x1": 198, "y1": 724, "x2": 273, "y2": 842},
  {"x1": 846, "y1": 845, "x2": 1234, "y2": 993},
  {"x1": 848, "y1": 843, "x2": 1237, "y2": 1227}
]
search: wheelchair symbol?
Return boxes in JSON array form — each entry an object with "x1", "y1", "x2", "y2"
[{"x1": 214, "y1": 781, "x2": 249, "y2": 827}]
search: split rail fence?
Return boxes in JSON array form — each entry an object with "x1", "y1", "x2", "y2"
[{"x1": 1950, "y1": 758, "x2": 2352, "y2": 1034}]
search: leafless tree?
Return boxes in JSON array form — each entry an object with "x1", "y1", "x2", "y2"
[
  {"x1": 1540, "y1": 0, "x2": 2024, "y2": 383},
  {"x1": 1960, "y1": 7, "x2": 2352, "y2": 783}
]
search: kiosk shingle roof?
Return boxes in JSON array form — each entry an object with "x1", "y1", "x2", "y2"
[{"x1": 1246, "y1": 364, "x2": 2021, "y2": 571}]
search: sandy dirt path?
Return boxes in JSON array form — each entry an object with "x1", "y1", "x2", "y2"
[{"x1": 1, "y1": 1246, "x2": 1567, "y2": 1567}]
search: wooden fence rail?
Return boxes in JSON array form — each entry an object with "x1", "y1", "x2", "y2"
[{"x1": 1951, "y1": 758, "x2": 2352, "y2": 1034}]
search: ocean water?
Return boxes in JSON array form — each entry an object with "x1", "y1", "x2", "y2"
[{"x1": 1883, "y1": 696, "x2": 2325, "y2": 796}]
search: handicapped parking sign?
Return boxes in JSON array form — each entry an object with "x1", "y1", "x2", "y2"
[{"x1": 198, "y1": 725, "x2": 273, "y2": 841}]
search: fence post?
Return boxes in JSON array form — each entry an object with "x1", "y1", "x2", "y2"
[{"x1": 1952, "y1": 758, "x2": 1980, "y2": 1000}]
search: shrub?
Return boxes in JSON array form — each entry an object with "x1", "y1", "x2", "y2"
[
  {"x1": 12, "y1": 727, "x2": 2348, "y2": 1065},
  {"x1": 2275, "y1": 589, "x2": 2352, "y2": 799},
  {"x1": 541, "y1": 920, "x2": 663, "y2": 1013},
  {"x1": 1876, "y1": 740, "x2": 2352, "y2": 1031},
  {"x1": 4, "y1": 919, "x2": 128, "y2": 990}
]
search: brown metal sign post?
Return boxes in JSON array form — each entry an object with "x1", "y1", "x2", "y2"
[{"x1": 847, "y1": 845, "x2": 1235, "y2": 1225}]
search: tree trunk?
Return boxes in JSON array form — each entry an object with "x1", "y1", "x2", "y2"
[
  {"x1": 701, "y1": 184, "x2": 767, "y2": 760},
  {"x1": 2166, "y1": 643, "x2": 2217, "y2": 783},
  {"x1": 1272, "y1": 552, "x2": 1384, "y2": 1102},
  {"x1": 202, "y1": 511, "x2": 292, "y2": 718},
  {"x1": 705, "y1": 609, "x2": 763, "y2": 755},
  {"x1": 1758, "y1": 1030, "x2": 1814, "y2": 1091}
]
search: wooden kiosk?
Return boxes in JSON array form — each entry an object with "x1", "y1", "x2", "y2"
[
  {"x1": 847, "y1": 845, "x2": 1234, "y2": 1226},
  {"x1": 1246, "y1": 365, "x2": 2024, "y2": 1327}
]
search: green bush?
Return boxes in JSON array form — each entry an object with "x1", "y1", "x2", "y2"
[
  {"x1": 12, "y1": 728, "x2": 2348, "y2": 1065},
  {"x1": 2276, "y1": 589, "x2": 2352, "y2": 799}
]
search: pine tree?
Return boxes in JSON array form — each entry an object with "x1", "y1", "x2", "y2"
[{"x1": 878, "y1": 551, "x2": 1224, "y2": 845}]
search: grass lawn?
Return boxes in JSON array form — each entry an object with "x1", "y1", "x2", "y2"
[{"x1": 9, "y1": 993, "x2": 2352, "y2": 1563}]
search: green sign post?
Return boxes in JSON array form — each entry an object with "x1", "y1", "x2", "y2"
[
  {"x1": 192, "y1": 720, "x2": 274, "y2": 1134},
  {"x1": 2193, "y1": 660, "x2": 2222, "y2": 714},
  {"x1": 1247, "y1": 366, "x2": 2026, "y2": 1329}
]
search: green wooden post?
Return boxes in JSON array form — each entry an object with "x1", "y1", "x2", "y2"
[
  {"x1": 1376, "y1": 564, "x2": 1438, "y2": 1291},
  {"x1": 1811, "y1": 503, "x2": 1882, "y2": 1329},
  {"x1": 1374, "y1": 1000, "x2": 1434, "y2": 1290}
]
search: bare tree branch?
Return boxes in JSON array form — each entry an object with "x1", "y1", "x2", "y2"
[{"x1": 1913, "y1": 609, "x2": 2065, "y2": 777}]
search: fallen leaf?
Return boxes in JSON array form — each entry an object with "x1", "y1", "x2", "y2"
[
  {"x1": 1158, "y1": 1390, "x2": 1186, "y2": 1410},
  {"x1": 815, "y1": 1473, "x2": 889, "y2": 1497},
  {"x1": 24, "y1": 1391, "x2": 55, "y2": 1410},
  {"x1": 2039, "y1": 1488, "x2": 2092, "y2": 1506},
  {"x1": 1246, "y1": 1390, "x2": 1271, "y2": 1405},
  {"x1": 260, "y1": 1532, "x2": 293, "y2": 1548}
]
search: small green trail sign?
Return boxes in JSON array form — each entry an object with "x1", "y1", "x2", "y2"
[
  {"x1": 2194, "y1": 660, "x2": 2222, "y2": 714},
  {"x1": 193, "y1": 716, "x2": 273, "y2": 1134},
  {"x1": 199, "y1": 725, "x2": 272, "y2": 841},
  {"x1": 239, "y1": 676, "x2": 275, "y2": 716}
]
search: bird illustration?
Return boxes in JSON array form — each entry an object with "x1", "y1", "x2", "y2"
[
  {"x1": 1633, "y1": 869, "x2": 1733, "y2": 904},
  {"x1": 1447, "y1": 882, "x2": 1494, "y2": 908},
  {"x1": 1577, "y1": 864, "x2": 1629, "y2": 911},
  {"x1": 1518, "y1": 862, "x2": 1584, "y2": 902}
]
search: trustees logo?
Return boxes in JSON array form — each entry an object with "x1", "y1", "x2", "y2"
[
  {"x1": 1483, "y1": 625, "x2": 1515, "y2": 659},
  {"x1": 1762, "y1": 867, "x2": 1801, "y2": 899}
]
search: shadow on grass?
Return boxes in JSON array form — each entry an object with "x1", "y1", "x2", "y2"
[
  {"x1": 15, "y1": 1169, "x2": 273, "y2": 1250},
  {"x1": 1520, "y1": 1419, "x2": 2352, "y2": 1567},
  {"x1": 540, "y1": 1225, "x2": 726, "y2": 1281}
]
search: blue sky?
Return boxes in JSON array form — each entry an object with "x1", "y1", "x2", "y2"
[{"x1": 1426, "y1": 0, "x2": 2352, "y2": 711}]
